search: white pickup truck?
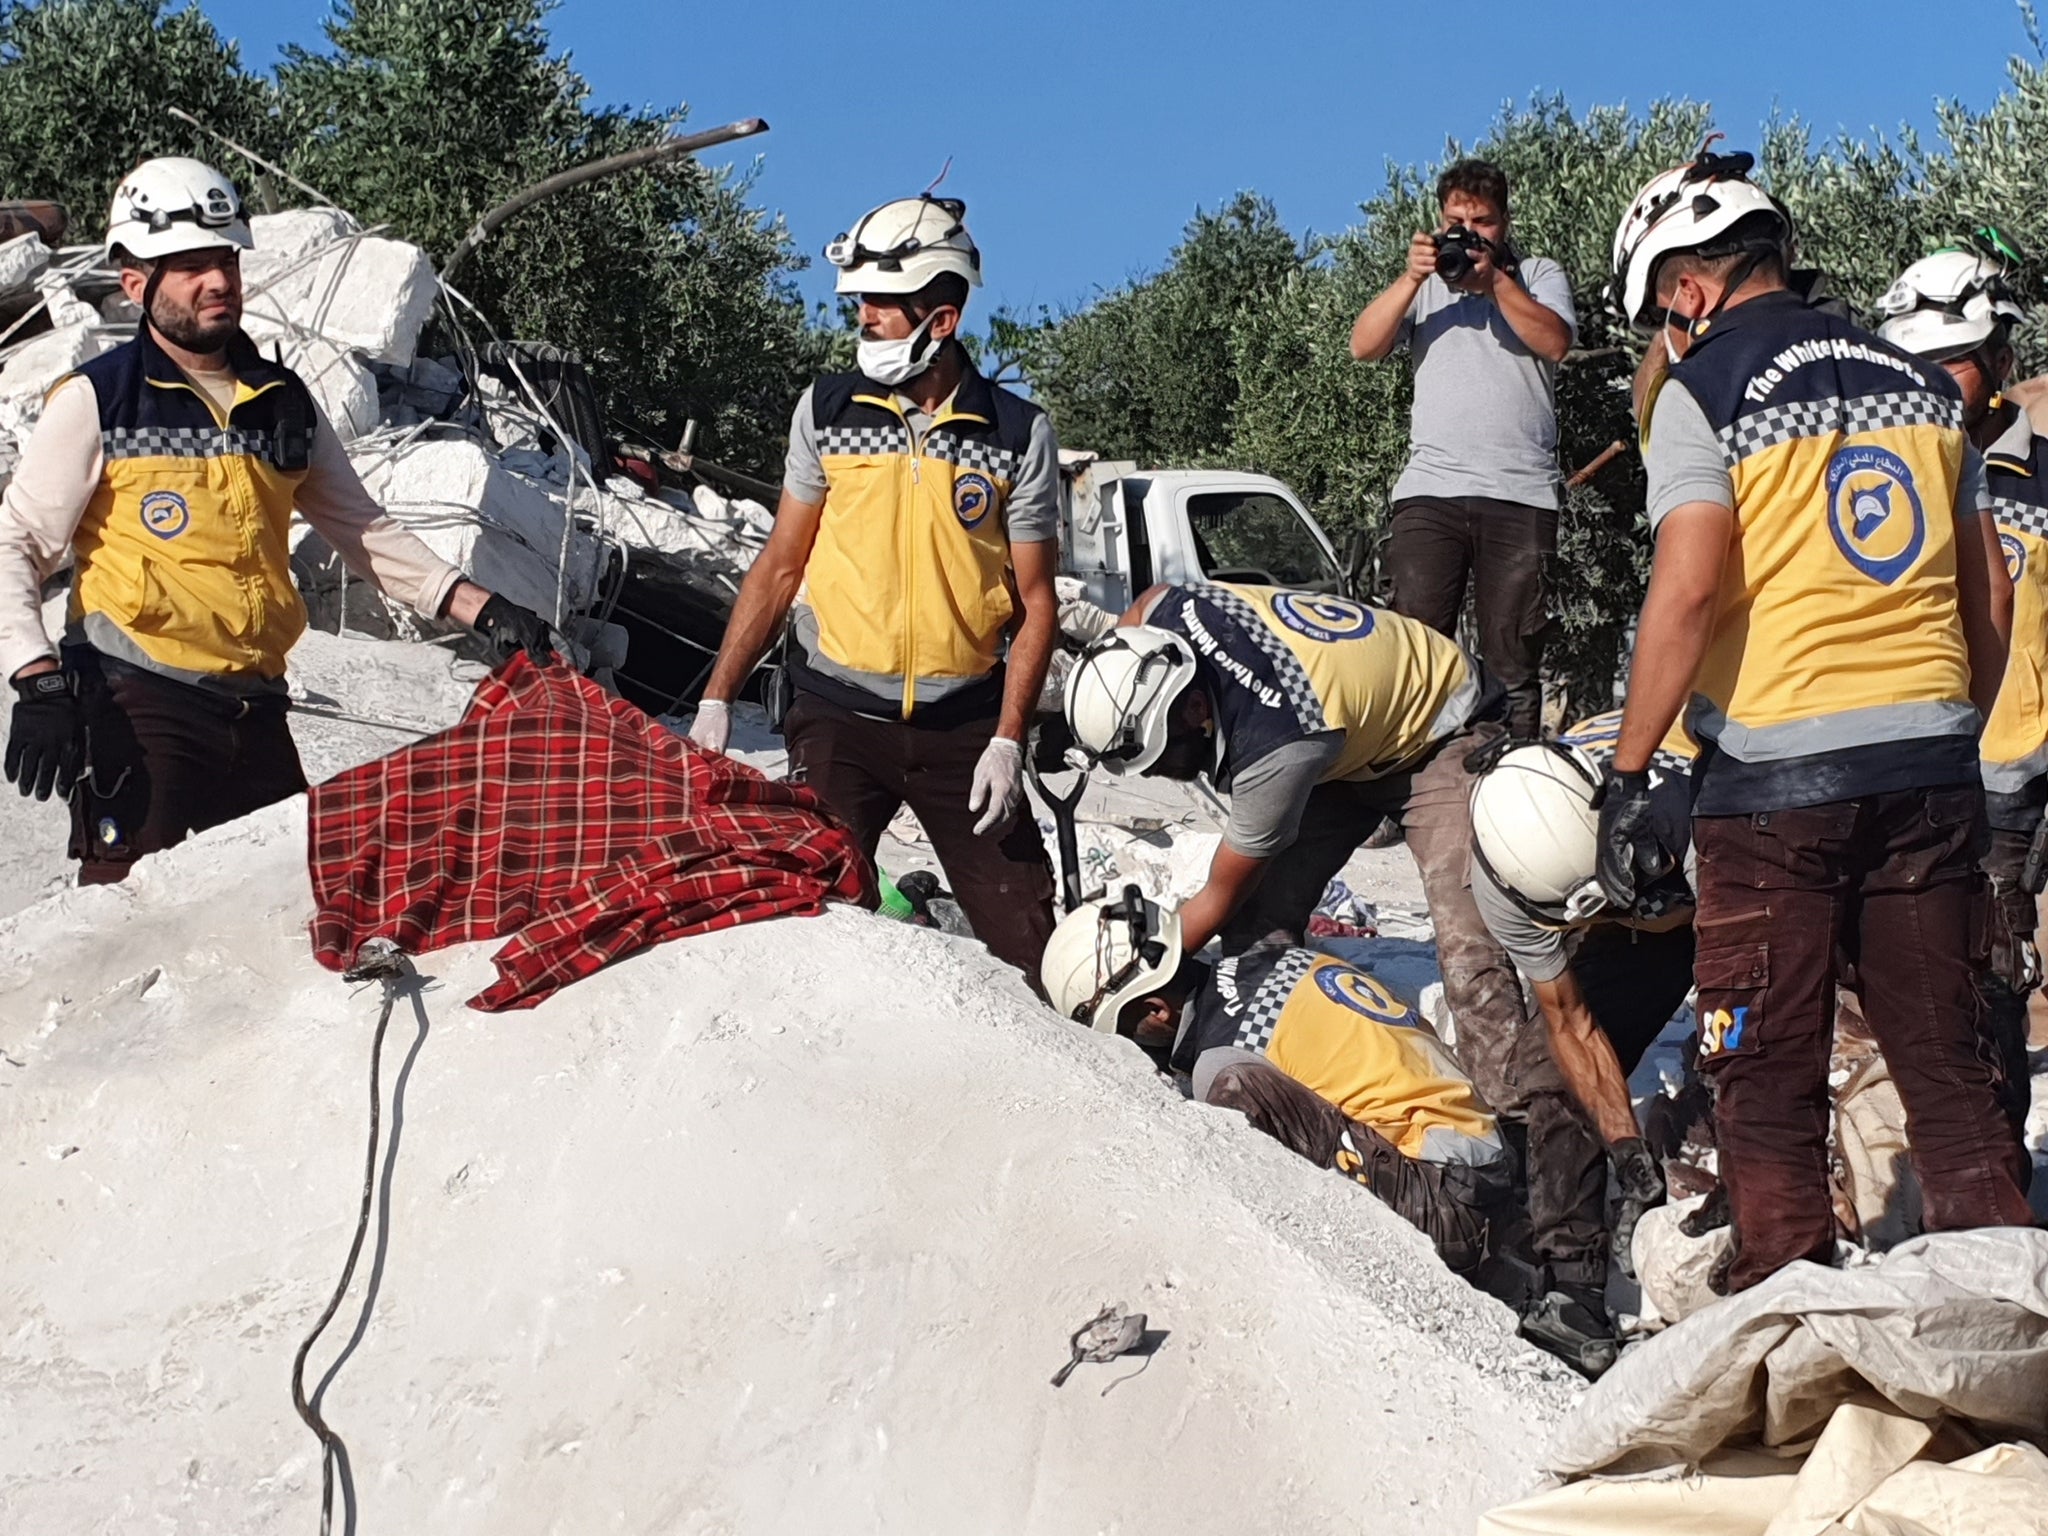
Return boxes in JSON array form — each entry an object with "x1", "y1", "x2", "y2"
[{"x1": 1056, "y1": 451, "x2": 1359, "y2": 614}]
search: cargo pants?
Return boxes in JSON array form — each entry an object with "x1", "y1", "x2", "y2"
[
  {"x1": 783, "y1": 687, "x2": 1057, "y2": 988},
  {"x1": 67, "y1": 648, "x2": 307, "y2": 885},
  {"x1": 1980, "y1": 787, "x2": 2044, "y2": 1149},
  {"x1": 1219, "y1": 722, "x2": 1533, "y2": 1117},
  {"x1": 1199, "y1": 1054, "x2": 1518, "y2": 1276},
  {"x1": 1691, "y1": 785, "x2": 2034, "y2": 1295}
]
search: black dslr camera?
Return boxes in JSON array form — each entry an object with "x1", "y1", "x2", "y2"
[{"x1": 1431, "y1": 225, "x2": 1488, "y2": 282}]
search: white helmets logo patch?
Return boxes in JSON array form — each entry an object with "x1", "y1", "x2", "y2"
[
  {"x1": 1826, "y1": 446, "x2": 1925, "y2": 585},
  {"x1": 1312, "y1": 965, "x2": 1416, "y2": 1027},
  {"x1": 140, "y1": 490, "x2": 191, "y2": 541},
  {"x1": 954, "y1": 472, "x2": 995, "y2": 530},
  {"x1": 1272, "y1": 592, "x2": 1375, "y2": 643}
]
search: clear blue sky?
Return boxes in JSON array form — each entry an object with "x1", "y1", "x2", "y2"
[{"x1": 199, "y1": 0, "x2": 2034, "y2": 320}]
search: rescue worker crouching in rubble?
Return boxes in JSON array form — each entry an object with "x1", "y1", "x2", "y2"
[
  {"x1": 686, "y1": 196, "x2": 1060, "y2": 985},
  {"x1": 1060, "y1": 584, "x2": 1532, "y2": 1113},
  {"x1": 1042, "y1": 887, "x2": 1517, "y2": 1279},
  {"x1": 0, "y1": 158, "x2": 553, "y2": 880},
  {"x1": 1602, "y1": 150, "x2": 2032, "y2": 1295},
  {"x1": 1467, "y1": 711, "x2": 1699, "y2": 1361},
  {"x1": 1875, "y1": 240, "x2": 2045, "y2": 1153}
]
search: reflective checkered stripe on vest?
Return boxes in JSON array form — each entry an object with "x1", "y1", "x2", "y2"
[
  {"x1": 803, "y1": 368, "x2": 1041, "y2": 719},
  {"x1": 1982, "y1": 424, "x2": 2048, "y2": 794},
  {"x1": 67, "y1": 328, "x2": 315, "y2": 678},
  {"x1": 1152, "y1": 583, "x2": 1480, "y2": 783},
  {"x1": 1657, "y1": 294, "x2": 1974, "y2": 790},
  {"x1": 1194, "y1": 948, "x2": 1502, "y2": 1165}
]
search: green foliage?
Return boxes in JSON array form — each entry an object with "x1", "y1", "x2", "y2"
[
  {"x1": 1009, "y1": 61, "x2": 2048, "y2": 711},
  {"x1": 0, "y1": 0, "x2": 277, "y2": 240},
  {"x1": 0, "y1": 0, "x2": 824, "y2": 476},
  {"x1": 273, "y1": 0, "x2": 822, "y2": 474}
]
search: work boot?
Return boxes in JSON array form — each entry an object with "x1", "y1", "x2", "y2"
[
  {"x1": 1362, "y1": 815, "x2": 1406, "y2": 850},
  {"x1": 1517, "y1": 1283, "x2": 1619, "y2": 1380}
]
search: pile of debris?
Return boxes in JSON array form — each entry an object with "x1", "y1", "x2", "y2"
[{"x1": 0, "y1": 204, "x2": 773, "y2": 712}]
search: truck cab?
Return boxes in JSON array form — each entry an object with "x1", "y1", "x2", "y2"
[{"x1": 1058, "y1": 452, "x2": 1347, "y2": 615}]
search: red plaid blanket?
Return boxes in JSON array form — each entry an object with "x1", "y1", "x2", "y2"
[{"x1": 308, "y1": 654, "x2": 874, "y2": 1011}]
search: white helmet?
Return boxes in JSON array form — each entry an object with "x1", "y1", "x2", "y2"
[
  {"x1": 1469, "y1": 742, "x2": 1606, "y2": 919},
  {"x1": 1875, "y1": 248, "x2": 2027, "y2": 363},
  {"x1": 826, "y1": 195, "x2": 982, "y2": 296},
  {"x1": 1611, "y1": 148, "x2": 1791, "y2": 331},
  {"x1": 1041, "y1": 885, "x2": 1183, "y2": 1032},
  {"x1": 105, "y1": 157, "x2": 251, "y2": 263},
  {"x1": 1064, "y1": 626, "x2": 1199, "y2": 776}
]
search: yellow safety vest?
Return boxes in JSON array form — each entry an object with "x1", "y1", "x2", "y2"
[
  {"x1": 802, "y1": 365, "x2": 1041, "y2": 719},
  {"x1": 66, "y1": 327, "x2": 314, "y2": 678}
]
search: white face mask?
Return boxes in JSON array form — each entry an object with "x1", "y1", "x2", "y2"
[{"x1": 857, "y1": 312, "x2": 940, "y2": 387}]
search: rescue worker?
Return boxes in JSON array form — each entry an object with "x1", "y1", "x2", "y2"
[
  {"x1": 0, "y1": 158, "x2": 551, "y2": 878},
  {"x1": 1060, "y1": 583, "x2": 1533, "y2": 1111},
  {"x1": 686, "y1": 196, "x2": 1060, "y2": 982},
  {"x1": 1468, "y1": 712, "x2": 1697, "y2": 1352},
  {"x1": 1040, "y1": 886, "x2": 1516, "y2": 1280},
  {"x1": 1602, "y1": 150, "x2": 2032, "y2": 1294},
  {"x1": 1875, "y1": 239, "x2": 2043, "y2": 1148}
]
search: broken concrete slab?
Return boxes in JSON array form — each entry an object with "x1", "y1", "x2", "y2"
[
  {"x1": 0, "y1": 233, "x2": 50, "y2": 298},
  {"x1": 347, "y1": 435, "x2": 605, "y2": 621},
  {"x1": 272, "y1": 333, "x2": 380, "y2": 444},
  {"x1": 0, "y1": 322, "x2": 114, "y2": 406},
  {"x1": 243, "y1": 232, "x2": 438, "y2": 368}
]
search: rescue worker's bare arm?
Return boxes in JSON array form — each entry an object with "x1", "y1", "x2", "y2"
[
  {"x1": 0, "y1": 378, "x2": 104, "y2": 683},
  {"x1": 998, "y1": 537, "x2": 1058, "y2": 743},
  {"x1": 1178, "y1": 844, "x2": 1267, "y2": 955},
  {"x1": 1956, "y1": 503, "x2": 2011, "y2": 724},
  {"x1": 1533, "y1": 971, "x2": 1640, "y2": 1147},
  {"x1": 1349, "y1": 234, "x2": 1434, "y2": 361},
  {"x1": 700, "y1": 488, "x2": 826, "y2": 702},
  {"x1": 1611, "y1": 504, "x2": 1735, "y2": 773}
]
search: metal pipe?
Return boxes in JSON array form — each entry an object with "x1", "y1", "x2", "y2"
[{"x1": 441, "y1": 118, "x2": 769, "y2": 281}]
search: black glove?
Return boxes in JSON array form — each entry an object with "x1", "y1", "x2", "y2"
[
  {"x1": 472, "y1": 594, "x2": 557, "y2": 665},
  {"x1": 1592, "y1": 767, "x2": 1673, "y2": 910},
  {"x1": 5, "y1": 667, "x2": 83, "y2": 802},
  {"x1": 1679, "y1": 1179, "x2": 1731, "y2": 1238},
  {"x1": 1610, "y1": 1136, "x2": 1666, "y2": 1281}
]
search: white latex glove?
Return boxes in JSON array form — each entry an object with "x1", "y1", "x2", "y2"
[
  {"x1": 968, "y1": 735, "x2": 1025, "y2": 836},
  {"x1": 1058, "y1": 597, "x2": 1119, "y2": 646},
  {"x1": 686, "y1": 698, "x2": 731, "y2": 754}
]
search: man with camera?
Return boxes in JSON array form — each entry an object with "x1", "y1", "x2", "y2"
[{"x1": 1351, "y1": 160, "x2": 1576, "y2": 741}]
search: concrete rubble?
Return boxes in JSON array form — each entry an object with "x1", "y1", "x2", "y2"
[{"x1": 0, "y1": 207, "x2": 767, "y2": 678}]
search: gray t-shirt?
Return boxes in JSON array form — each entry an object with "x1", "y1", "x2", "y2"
[
  {"x1": 783, "y1": 384, "x2": 1060, "y2": 543},
  {"x1": 1391, "y1": 256, "x2": 1578, "y2": 510},
  {"x1": 1469, "y1": 857, "x2": 1574, "y2": 982},
  {"x1": 1221, "y1": 732, "x2": 1341, "y2": 857},
  {"x1": 1644, "y1": 378, "x2": 1988, "y2": 533}
]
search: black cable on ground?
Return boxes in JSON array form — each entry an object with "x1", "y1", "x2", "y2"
[{"x1": 291, "y1": 940, "x2": 413, "y2": 1536}]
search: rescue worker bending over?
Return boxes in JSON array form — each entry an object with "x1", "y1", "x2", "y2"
[
  {"x1": 0, "y1": 158, "x2": 551, "y2": 878},
  {"x1": 688, "y1": 196, "x2": 1060, "y2": 983},
  {"x1": 1061, "y1": 583, "x2": 1532, "y2": 1114},
  {"x1": 1604, "y1": 150, "x2": 2031, "y2": 1294},
  {"x1": 1041, "y1": 887, "x2": 1515, "y2": 1279},
  {"x1": 1468, "y1": 712, "x2": 1698, "y2": 1356},
  {"x1": 1876, "y1": 239, "x2": 2044, "y2": 1150}
]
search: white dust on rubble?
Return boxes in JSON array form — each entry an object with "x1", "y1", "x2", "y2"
[{"x1": 0, "y1": 791, "x2": 1577, "y2": 1535}]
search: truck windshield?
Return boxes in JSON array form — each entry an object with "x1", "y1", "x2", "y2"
[{"x1": 1186, "y1": 491, "x2": 1339, "y2": 589}]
